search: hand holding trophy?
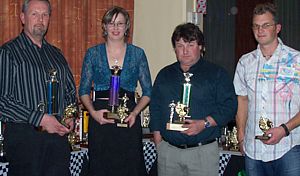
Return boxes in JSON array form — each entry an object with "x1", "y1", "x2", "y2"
[
  {"x1": 38, "y1": 69, "x2": 79, "y2": 150},
  {"x1": 103, "y1": 65, "x2": 130, "y2": 127},
  {"x1": 61, "y1": 103, "x2": 79, "y2": 151},
  {"x1": 255, "y1": 116, "x2": 273, "y2": 140},
  {"x1": 166, "y1": 72, "x2": 193, "y2": 131}
]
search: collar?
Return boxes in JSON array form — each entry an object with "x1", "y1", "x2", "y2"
[
  {"x1": 256, "y1": 38, "x2": 283, "y2": 62},
  {"x1": 19, "y1": 31, "x2": 48, "y2": 49},
  {"x1": 176, "y1": 57, "x2": 204, "y2": 73}
]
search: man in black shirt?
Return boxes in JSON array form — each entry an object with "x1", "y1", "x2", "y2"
[
  {"x1": 150, "y1": 23, "x2": 237, "y2": 176},
  {"x1": 0, "y1": 0, "x2": 76, "y2": 175}
]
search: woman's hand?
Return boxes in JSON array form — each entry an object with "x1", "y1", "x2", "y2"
[
  {"x1": 91, "y1": 109, "x2": 115, "y2": 125},
  {"x1": 125, "y1": 111, "x2": 139, "y2": 127}
]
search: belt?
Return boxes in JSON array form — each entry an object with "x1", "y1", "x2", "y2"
[{"x1": 168, "y1": 139, "x2": 216, "y2": 149}]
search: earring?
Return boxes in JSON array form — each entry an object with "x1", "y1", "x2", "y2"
[{"x1": 104, "y1": 31, "x2": 108, "y2": 36}]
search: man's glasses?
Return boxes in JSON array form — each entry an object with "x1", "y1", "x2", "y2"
[
  {"x1": 107, "y1": 22, "x2": 126, "y2": 28},
  {"x1": 252, "y1": 23, "x2": 276, "y2": 30}
]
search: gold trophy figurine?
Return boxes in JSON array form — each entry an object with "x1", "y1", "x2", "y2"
[
  {"x1": 61, "y1": 104, "x2": 78, "y2": 128},
  {"x1": 61, "y1": 103, "x2": 80, "y2": 151},
  {"x1": 229, "y1": 127, "x2": 239, "y2": 151},
  {"x1": 115, "y1": 93, "x2": 129, "y2": 128},
  {"x1": 255, "y1": 116, "x2": 273, "y2": 140}
]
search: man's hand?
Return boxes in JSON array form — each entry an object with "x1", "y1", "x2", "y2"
[
  {"x1": 63, "y1": 117, "x2": 75, "y2": 131},
  {"x1": 153, "y1": 131, "x2": 162, "y2": 147},
  {"x1": 261, "y1": 126, "x2": 286, "y2": 145},
  {"x1": 181, "y1": 119, "x2": 205, "y2": 136},
  {"x1": 40, "y1": 114, "x2": 71, "y2": 136}
]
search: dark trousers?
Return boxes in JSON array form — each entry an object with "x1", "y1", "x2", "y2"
[{"x1": 4, "y1": 123, "x2": 71, "y2": 176}]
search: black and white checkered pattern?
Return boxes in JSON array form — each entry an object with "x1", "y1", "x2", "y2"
[
  {"x1": 0, "y1": 150, "x2": 88, "y2": 176},
  {"x1": 143, "y1": 141, "x2": 157, "y2": 173},
  {"x1": 0, "y1": 162, "x2": 8, "y2": 176},
  {"x1": 70, "y1": 149, "x2": 88, "y2": 176},
  {"x1": 219, "y1": 153, "x2": 231, "y2": 176}
]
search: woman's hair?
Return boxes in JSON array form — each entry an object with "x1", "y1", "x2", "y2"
[
  {"x1": 102, "y1": 6, "x2": 130, "y2": 41},
  {"x1": 22, "y1": 0, "x2": 51, "y2": 15},
  {"x1": 171, "y1": 23, "x2": 204, "y2": 48},
  {"x1": 253, "y1": 2, "x2": 278, "y2": 24}
]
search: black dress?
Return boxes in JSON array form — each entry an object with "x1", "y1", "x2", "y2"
[{"x1": 88, "y1": 89, "x2": 147, "y2": 176}]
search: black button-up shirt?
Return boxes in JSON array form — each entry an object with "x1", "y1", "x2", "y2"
[
  {"x1": 150, "y1": 59, "x2": 237, "y2": 145},
  {"x1": 0, "y1": 32, "x2": 76, "y2": 127}
]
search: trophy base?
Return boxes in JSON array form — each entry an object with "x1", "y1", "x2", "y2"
[
  {"x1": 166, "y1": 123, "x2": 188, "y2": 131},
  {"x1": 255, "y1": 135, "x2": 270, "y2": 140},
  {"x1": 104, "y1": 112, "x2": 128, "y2": 128},
  {"x1": 229, "y1": 145, "x2": 239, "y2": 151}
]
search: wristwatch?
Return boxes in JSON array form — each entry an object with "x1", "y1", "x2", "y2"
[{"x1": 204, "y1": 117, "x2": 211, "y2": 128}]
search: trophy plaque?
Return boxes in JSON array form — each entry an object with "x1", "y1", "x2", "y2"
[
  {"x1": 166, "y1": 72, "x2": 193, "y2": 131},
  {"x1": 255, "y1": 116, "x2": 273, "y2": 140},
  {"x1": 104, "y1": 65, "x2": 129, "y2": 128}
]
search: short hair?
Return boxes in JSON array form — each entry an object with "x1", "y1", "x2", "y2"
[
  {"x1": 102, "y1": 6, "x2": 130, "y2": 41},
  {"x1": 22, "y1": 0, "x2": 51, "y2": 15},
  {"x1": 171, "y1": 23, "x2": 204, "y2": 49},
  {"x1": 253, "y1": 2, "x2": 278, "y2": 23}
]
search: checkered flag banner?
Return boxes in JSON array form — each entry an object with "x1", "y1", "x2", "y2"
[
  {"x1": 196, "y1": 0, "x2": 207, "y2": 14},
  {"x1": 219, "y1": 154, "x2": 231, "y2": 176}
]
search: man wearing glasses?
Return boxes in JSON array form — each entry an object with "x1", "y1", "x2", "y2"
[{"x1": 234, "y1": 2, "x2": 300, "y2": 176}]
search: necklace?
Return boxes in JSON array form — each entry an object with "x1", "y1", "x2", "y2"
[{"x1": 113, "y1": 58, "x2": 118, "y2": 65}]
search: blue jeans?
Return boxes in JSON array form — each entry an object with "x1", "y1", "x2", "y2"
[{"x1": 245, "y1": 145, "x2": 300, "y2": 176}]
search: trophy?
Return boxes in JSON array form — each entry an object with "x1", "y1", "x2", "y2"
[
  {"x1": 104, "y1": 65, "x2": 129, "y2": 128},
  {"x1": 0, "y1": 122, "x2": 6, "y2": 161},
  {"x1": 255, "y1": 116, "x2": 273, "y2": 140},
  {"x1": 37, "y1": 69, "x2": 79, "y2": 150},
  {"x1": 141, "y1": 111, "x2": 150, "y2": 128},
  {"x1": 229, "y1": 127, "x2": 239, "y2": 151},
  {"x1": 37, "y1": 69, "x2": 59, "y2": 115},
  {"x1": 47, "y1": 69, "x2": 59, "y2": 115},
  {"x1": 166, "y1": 72, "x2": 193, "y2": 131},
  {"x1": 61, "y1": 104, "x2": 78, "y2": 128},
  {"x1": 61, "y1": 103, "x2": 79, "y2": 151},
  {"x1": 115, "y1": 94, "x2": 129, "y2": 127}
]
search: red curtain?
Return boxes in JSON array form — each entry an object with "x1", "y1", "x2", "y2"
[{"x1": 0, "y1": 0, "x2": 134, "y2": 90}]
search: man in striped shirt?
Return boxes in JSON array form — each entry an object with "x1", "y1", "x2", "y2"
[
  {"x1": 0, "y1": 0, "x2": 76, "y2": 175},
  {"x1": 234, "y1": 2, "x2": 300, "y2": 176}
]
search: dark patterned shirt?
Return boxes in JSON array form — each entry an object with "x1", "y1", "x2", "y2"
[{"x1": 0, "y1": 32, "x2": 76, "y2": 127}]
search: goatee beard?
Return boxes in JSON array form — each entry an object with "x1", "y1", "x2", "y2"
[{"x1": 33, "y1": 26, "x2": 46, "y2": 38}]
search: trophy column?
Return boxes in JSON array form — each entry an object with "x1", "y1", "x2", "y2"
[
  {"x1": 47, "y1": 69, "x2": 59, "y2": 115},
  {"x1": 105, "y1": 65, "x2": 122, "y2": 120}
]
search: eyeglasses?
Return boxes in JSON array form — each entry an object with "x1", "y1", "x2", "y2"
[
  {"x1": 107, "y1": 22, "x2": 126, "y2": 28},
  {"x1": 252, "y1": 23, "x2": 276, "y2": 30}
]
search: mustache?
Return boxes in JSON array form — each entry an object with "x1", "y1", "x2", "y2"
[{"x1": 34, "y1": 24, "x2": 45, "y2": 28}]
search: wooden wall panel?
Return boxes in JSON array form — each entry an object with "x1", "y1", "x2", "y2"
[
  {"x1": 235, "y1": 0, "x2": 273, "y2": 62},
  {"x1": 0, "y1": 0, "x2": 134, "y2": 91}
]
